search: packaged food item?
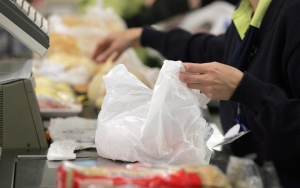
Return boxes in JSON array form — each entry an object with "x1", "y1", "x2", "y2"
[
  {"x1": 34, "y1": 74, "x2": 83, "y2": 118},
  {"x1": 37, "y1": 96, "x2": 83, "y2": 118},
  {"x1": 34, "y1": 74, "x2": 75, "y2": 103},
  {"x1": 87, "y1": 71, "x2": 106, "y2": 108},
  {"x1": 61, "y1": 15, "x2": 103, "y2": 28},
  {"x1": 37, "y1": 98, "x2": 71, "y2": 109},
  {"x1": 226, "y1": 156, "x2": 264, "y2": 188},
  {"x1": 48, "y1": 53, "x2": 98, "y2": 74},
  {"x1": 73, "y1": 85, "x2": 89, "y2": 94},
  {"x1": 48, "y1": 117, "x2": 97, "y2": 149},
  {"x1": 48, "y1": 33, "x2": 83, "y2": 56},
  {"x1": 57, "y1": 161, "x2": 231, "y2": 188},
  {"x1": 87, "y1": 58, "x2": 113, "y2": 108}
]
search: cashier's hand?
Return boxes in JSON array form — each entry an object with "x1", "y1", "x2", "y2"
[
  {"x1": 92, "y1": 28, "x2": 143, "y2": 63},
  {"x1": 179, "y1": 62, "x2": 243, "y2": 100}
]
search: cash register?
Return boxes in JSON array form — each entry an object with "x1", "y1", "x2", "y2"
[{"x1": 0, "y1": 0, "x2": 50, "y2": 149}]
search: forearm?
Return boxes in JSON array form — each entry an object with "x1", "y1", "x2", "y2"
[{"x1": 140, "y1": 26, "x2": 226, "y2": 62}]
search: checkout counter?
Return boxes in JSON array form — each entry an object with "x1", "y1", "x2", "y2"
[
  {"x1": 0, "y1": 141, "x2": 230, "y2": 188},
  {"x1": 0, "y1": 103, "x2": 231, "y2": 188}
]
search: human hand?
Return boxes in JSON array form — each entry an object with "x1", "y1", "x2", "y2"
[
  {"x1": 188, "y1": 0, "x2": 201, "y2": 9},
  {"x1": 92, "y1": 28, "x2": 143, "y2": 63},
  {"x1": 28, "y1": 0, "x2": 44, "y2": 8},
  {"x1": 179, "y1": 62, "x2": 243, "y2": 100}
]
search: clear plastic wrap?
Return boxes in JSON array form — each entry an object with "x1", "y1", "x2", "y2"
[
  {"x1": 34, "y1": 74, "x2": 76, "y2": 103},
  {"x1": 96, "y1": 60, "x2": 212, "y2": 165},
  {"x1": 33, "y1": 7, "x2": 126, "y2": 86},
  {"x1": 226, "y1": 156, "x2": 264, "y2": 188},
  {"x1": 48, "y1": 117, "x2": 97, "y2": 149}
]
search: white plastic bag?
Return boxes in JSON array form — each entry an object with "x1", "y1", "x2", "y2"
[
  {"x1": 96, "y1": 60, "x2": 212, "y2": 165},
  {"x1": 47, "y1": 140, "x2": 78, "y2": 161},
  {"x1": 179, "y1": 1, "x2": 234, "y2": 35}
]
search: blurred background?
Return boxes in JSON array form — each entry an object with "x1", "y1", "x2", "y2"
[{"x1": 1, "y1": 0, "x2": 238, "y2": 131}]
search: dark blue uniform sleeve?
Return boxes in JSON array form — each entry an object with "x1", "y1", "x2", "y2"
[{"x1": 140, "y1": 26, "x2": 227, "y2": 63}]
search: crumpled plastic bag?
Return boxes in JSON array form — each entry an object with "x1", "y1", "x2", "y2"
[
  {"x1": 47, "y1": 140, "x2": 78, "y2": 161},
  {"x1": 95, "y1": 60, "x2": 213, "y2": 165}
]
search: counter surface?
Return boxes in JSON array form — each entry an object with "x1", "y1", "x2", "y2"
[
  {"x1": 0, "y1": 106, "x2": 229, "y2": 187},
  {"x1": 0, "y1": 148, "x2": 229, "y2": 188}
]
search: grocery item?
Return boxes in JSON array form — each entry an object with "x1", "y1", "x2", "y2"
[
  {"x1": 37, "y1": 98, "x2": 71, "y2": 109},
  {"x1": 87, "y1": 71, "x2": 106, "y2": 108},
  {"x1": 33, "y1": 8, "x2": 125, "y2": 86},
  {"x1": 48, "y1": 117, "x2": 97, "y2": 149},
  {"x1": 61, "y1": 15, "x2": 102, "y2": 28},
  {"x1": 87, "y1": 55, "x2": 114, "y2": 108},
  {"x1": 226, "y1": 156, "x2": 264, "y2": 188},
  {"x1": 48, "y1": 53, "x2": 98, "y2": 74},
  {"x1": 34, "y1": 53, "x2": 99, "y2": 86},
  {"x1": 73, "y1": 85, "x2": 89, "y2": 94},
  {"x1": 57, "y1": 161, "x2": 232, "y2": 188},
  {"x1": 61, "y1": 12, "x2": 125, "y2": 33},
  {"x1": 34, "y1": 74, "x2": 83, "y2": 118},
  {"x1": 48, "y1": 33, "x2": 82, "y2": 56},
  {"x1": 39, "y1": 102, "x2": 82, "y2": 118},
  {"x1": 34, "y1": 74, "x2": 75, "y2": 103}
]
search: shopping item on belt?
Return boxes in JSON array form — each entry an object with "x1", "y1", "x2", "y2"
[
  {"x1": 95, "y1": 60, "x2": 213, "y2": 165},
  {"x1": 56, "y1": 161, "x2": 232, "y2": 188}
]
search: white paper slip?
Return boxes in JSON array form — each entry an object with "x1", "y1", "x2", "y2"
[
  {"x1": 0, "y1": 60, "x2": 33, "y2": 84},
  {"x1": 212, "y1": 124, "x2": 251, "y2": 148},
  {"x1": 224, "y1": 124, "x2": 241, "y2": 139}
]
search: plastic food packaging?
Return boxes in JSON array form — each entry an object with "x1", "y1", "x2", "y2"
[
  {"x1": 56, "y1": 161, "x2": 232, "y2": 188},
  {"x1": 48, "y1": 117, "x2": 97, "y2": 149},
  {"x1": 96, "y1": 60, "x2": 212, "y2": 165},
  {"x1": 48, "y1": 7, "x2": 126, "y2": 58},
  {"x1": 34, "y1": 74, "x2": 76, "y2": 103},
  {"x1": 226, "y1": 156, "x2": 264, "y2": 188},
  {"x1": 260, "y1": 162, "x2": 282, "y2": 188},
  {"x1": 37, "y1": 96, "x2": 82, "y2": 118},
  {"x1": 33, "y1": 7, "x2": 126, "y2": 86}
]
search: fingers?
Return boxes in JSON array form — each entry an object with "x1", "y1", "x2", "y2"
[
  {"x1": 92, "y1": 28, "x2": 142, "y2": 63},
  {"x1": 92, "y1": 34, "x2": 121, "y2": 63},
  {"x1": 186, "y1": 83, "x2": 203, "y2": 90},
  {"x1": 182, "y1": 63, "x2": 210, "y2": 74},
  {"x1": 112, "y1": 52, "x2": 122, "y2": 62},
  {"x1": 106, "y1": 51, "x2": 121, "y2": 63},
  {"x1": 180, "y1": 62, "x2": 243, "y2": 100},
  {"x1": 96, "y1": 45, "x2": 118, "y2": 63},
  {"x1": 179, "y1": 73, "x2": 205, "y2": 84},
  {"x1": 92, "y1": 37, "x2": 112, "y2": 62}
]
